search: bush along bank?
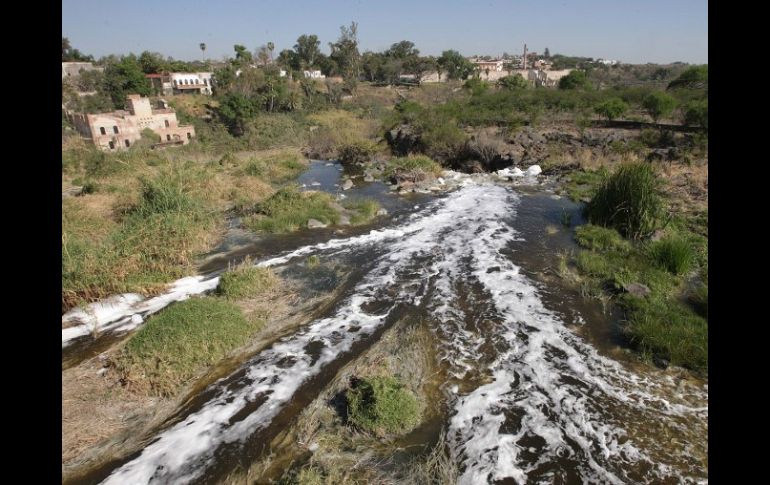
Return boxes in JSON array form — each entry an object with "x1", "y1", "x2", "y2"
[{"x1": 559, "y1": 162, "x2": 707, "y2": 374}]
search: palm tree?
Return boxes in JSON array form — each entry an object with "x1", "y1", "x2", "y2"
[
  {"x1": 199, "y1": 43, "x2": 206, "y2": 62},
  {"x1": 267, "y1": 42, "x2": 275, "y2": 63}
]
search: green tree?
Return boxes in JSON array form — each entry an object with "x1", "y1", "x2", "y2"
[
  {"x1": 255, "y1": 45, "x2": 271, "y2": 66},
  {"x1": 558, "y1": 70, "x2": 590, "y2": 90},
  {"x1": 62, "y1": 37, "x2": 94, "y2": 62},
  {"x1": 295, "y1": 34, "x2": 322, "y2": 68},
  {"x1": 233, "y1": 44, "x2": 253, "y2": 66},
  {"x1": 361, "y1": 51, "x2": 385, "y2": 82},
  {"x1": 594, "y1": 98, "x2": 629, "y2": 122},
  {"x1": 497, "y1": 73, "x2": 528, "y2": 90},
  {"x1": 329, "y1": 22, "x2": 361, "y2": 88},
  {"x1": 683, "y1": 99, "x2": 708, "y2": 130},
  {"x1": 667, "y1": 65, "x2": 708, "y2": 90},
  {"x1": 408, "y1": 56, "x2": 437, "y2": 83},
  {"x1": 218, "y1": 92, "x2": 258, "y2": 135},
  {"x1": 642, "y1": 92, "x2": 677, "y2": 123},
  {"x1": 438, "y1": 50, "x2": 474, "y2": 80},
  {"x1": 76, "y1": 69, "x2": 105, "y2": 92},
  {"x1": 103, "y1": 55, "x2": 152, "y2": 108},
  {"x1": 212, "y1": 66, "x2": 237, "y2": 94},
  {"x1": 62, "y1": 37, "x2": 71, "y2": 59},
  {"x1": 138, "y1": 51, "x2": 166, "y2": 74},
  {"x1": 277, "y1": 49, "x2": 302, "y2": 73},
  {"x1": 385, "y1": 40, "x2": 419, "y2": 60}
]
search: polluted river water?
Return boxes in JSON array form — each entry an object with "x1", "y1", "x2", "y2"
[{"x1": 62, "y1": 161, "x2": 707, "y2": 484}]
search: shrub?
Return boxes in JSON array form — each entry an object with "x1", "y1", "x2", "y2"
[
  {"x1": 683, "y1": 99, "x2": 708, "y2": 130},
  {"x1": 585, "y1": 163, "x2": 665, "y2": 239},
  {"x1": 384, "y1": 155, "x2": 443, "y2": 178},
  {"x1": 346, "y1": 376, "x2": 420, "y2": 436},
  {"x1": 648, "y1": 237, "x2": 695, "y2": 275},
  {"x1": 594, "y1": 98, "x2": 628, "y2": 121},
  {"x1": 558, "y1": 70, "x2": 590, "y2": 90},
  {"x1": 642, "y1": 92, "x2": 677, "y2": 123},
  {"x1": 420, "y1": 122, "x2": 467, "y2": 160},
  {"x1": 497, "y1": 74, "x2": 528, "y2": 90},
  {"x1": 337, "y1": 139, "x2": 378, "y2": 165},
  {"x1": 243, "y1": 114, "x2": 306, "y2": 150},
  {"x1": 574, "y1": 224, "x2": 630, "y2": 252},
  {"x1": 463, "y1": 77, "x2": 490, "y2": 96}
]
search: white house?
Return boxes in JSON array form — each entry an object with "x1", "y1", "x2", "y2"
[
  {"x1": 169, "y1": 72, "x2": 213, "y2": 95},
  {"x1": 304, "y1": 70, "x2": 325, "y2": 79}
]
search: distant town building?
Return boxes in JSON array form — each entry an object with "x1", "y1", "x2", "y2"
[
  {"x1": 145, "y1": 72, "x2": 213, "y2": 96},
  {"x1": 62, "y1": 62, "x2": 103, "y2": 79},
  {"x1": 169, "y1": 72, "x2": 212, "y2": 95},
  {"x1": 66, "y1": 94, "x2": 196, "y2": 151},
  {"x1": 304, "y1": 70, "x2": 325, "y2": 79},
  {"x1": 470, "y1": 58, "x2": 504, "y2": 72},
  {"x1": 596, "y1": 59, "x2": 619, "y2": 66}
]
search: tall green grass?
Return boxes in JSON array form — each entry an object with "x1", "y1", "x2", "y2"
[
  {"x1": 624, "y1": 296, "x2": 708, "y2": 371},
  {"x1": 117, "y1": 297, "x2": 259, "y2": 396},
  {"x1": 574, "y1": 224, "x2": 630, "y2": 252},
  {"x1": 585, "y1": 162, "x2": 665, "y2": 239},
  {"x1": 62, "y1": 168, "x2": 217, "y2": 311},
  {"x1": 648, "y1": 237, "x2": 695, "y2": 275}
]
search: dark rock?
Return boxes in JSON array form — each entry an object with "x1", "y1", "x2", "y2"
[
  {"x1": 385, "y1": 124, "x2": 421, "y2": 156},
  {"x1": 653, "y1": 355, "x2": 670, "y2": 370}
]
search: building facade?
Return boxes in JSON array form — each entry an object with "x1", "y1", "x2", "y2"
[
  {"x1": 145, "y1": 72, "x2": 213, "y2": 95},
  {"x1": 67, "y1": 95, "x2": 196, "y2": 151},
  {"x1": 471, "y1": 59, "x2": 505, "y2": 72}
]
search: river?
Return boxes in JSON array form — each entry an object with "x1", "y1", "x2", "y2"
[{"x1": 62, "y1": 162, "x2": 707, "y2": 484}]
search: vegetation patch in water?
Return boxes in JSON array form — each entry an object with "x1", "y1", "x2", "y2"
[
  {"x1": 216, "y1": 265, "x2": 277, "y2": 300},
  {"x1": 245, "y1": 187, "x2": 340, "y2": 233},
  {"x1": 383, "y1": 155, "x2": 443, "y2": 179},
  {"x1": 565, "y1": 214, "x2": 707, "y2": 372},
  {"x1": 341, "y1": 198, "x2": 381, "y2": 225},
  {"x1": 346, "y1": 376, "x2": 421, "y2": 436},
  {"x1": 117, "y1": 297, "x2": 260, "y2": 396}
]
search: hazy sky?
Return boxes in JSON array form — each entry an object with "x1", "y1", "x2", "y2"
[{"x1": 62, "y1": 0, "x2": 707, "y2": 64}]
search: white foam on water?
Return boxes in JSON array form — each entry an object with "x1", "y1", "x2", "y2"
[
  {"x1": 411, "y1": 184, "x2": 707, "y2": 484},
  {"x1": 62, "y1": 276, "x2": 220, "y2": 347},
  {"x1": 99, "y1": 184, "x2": 504, "y2": 484}
]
